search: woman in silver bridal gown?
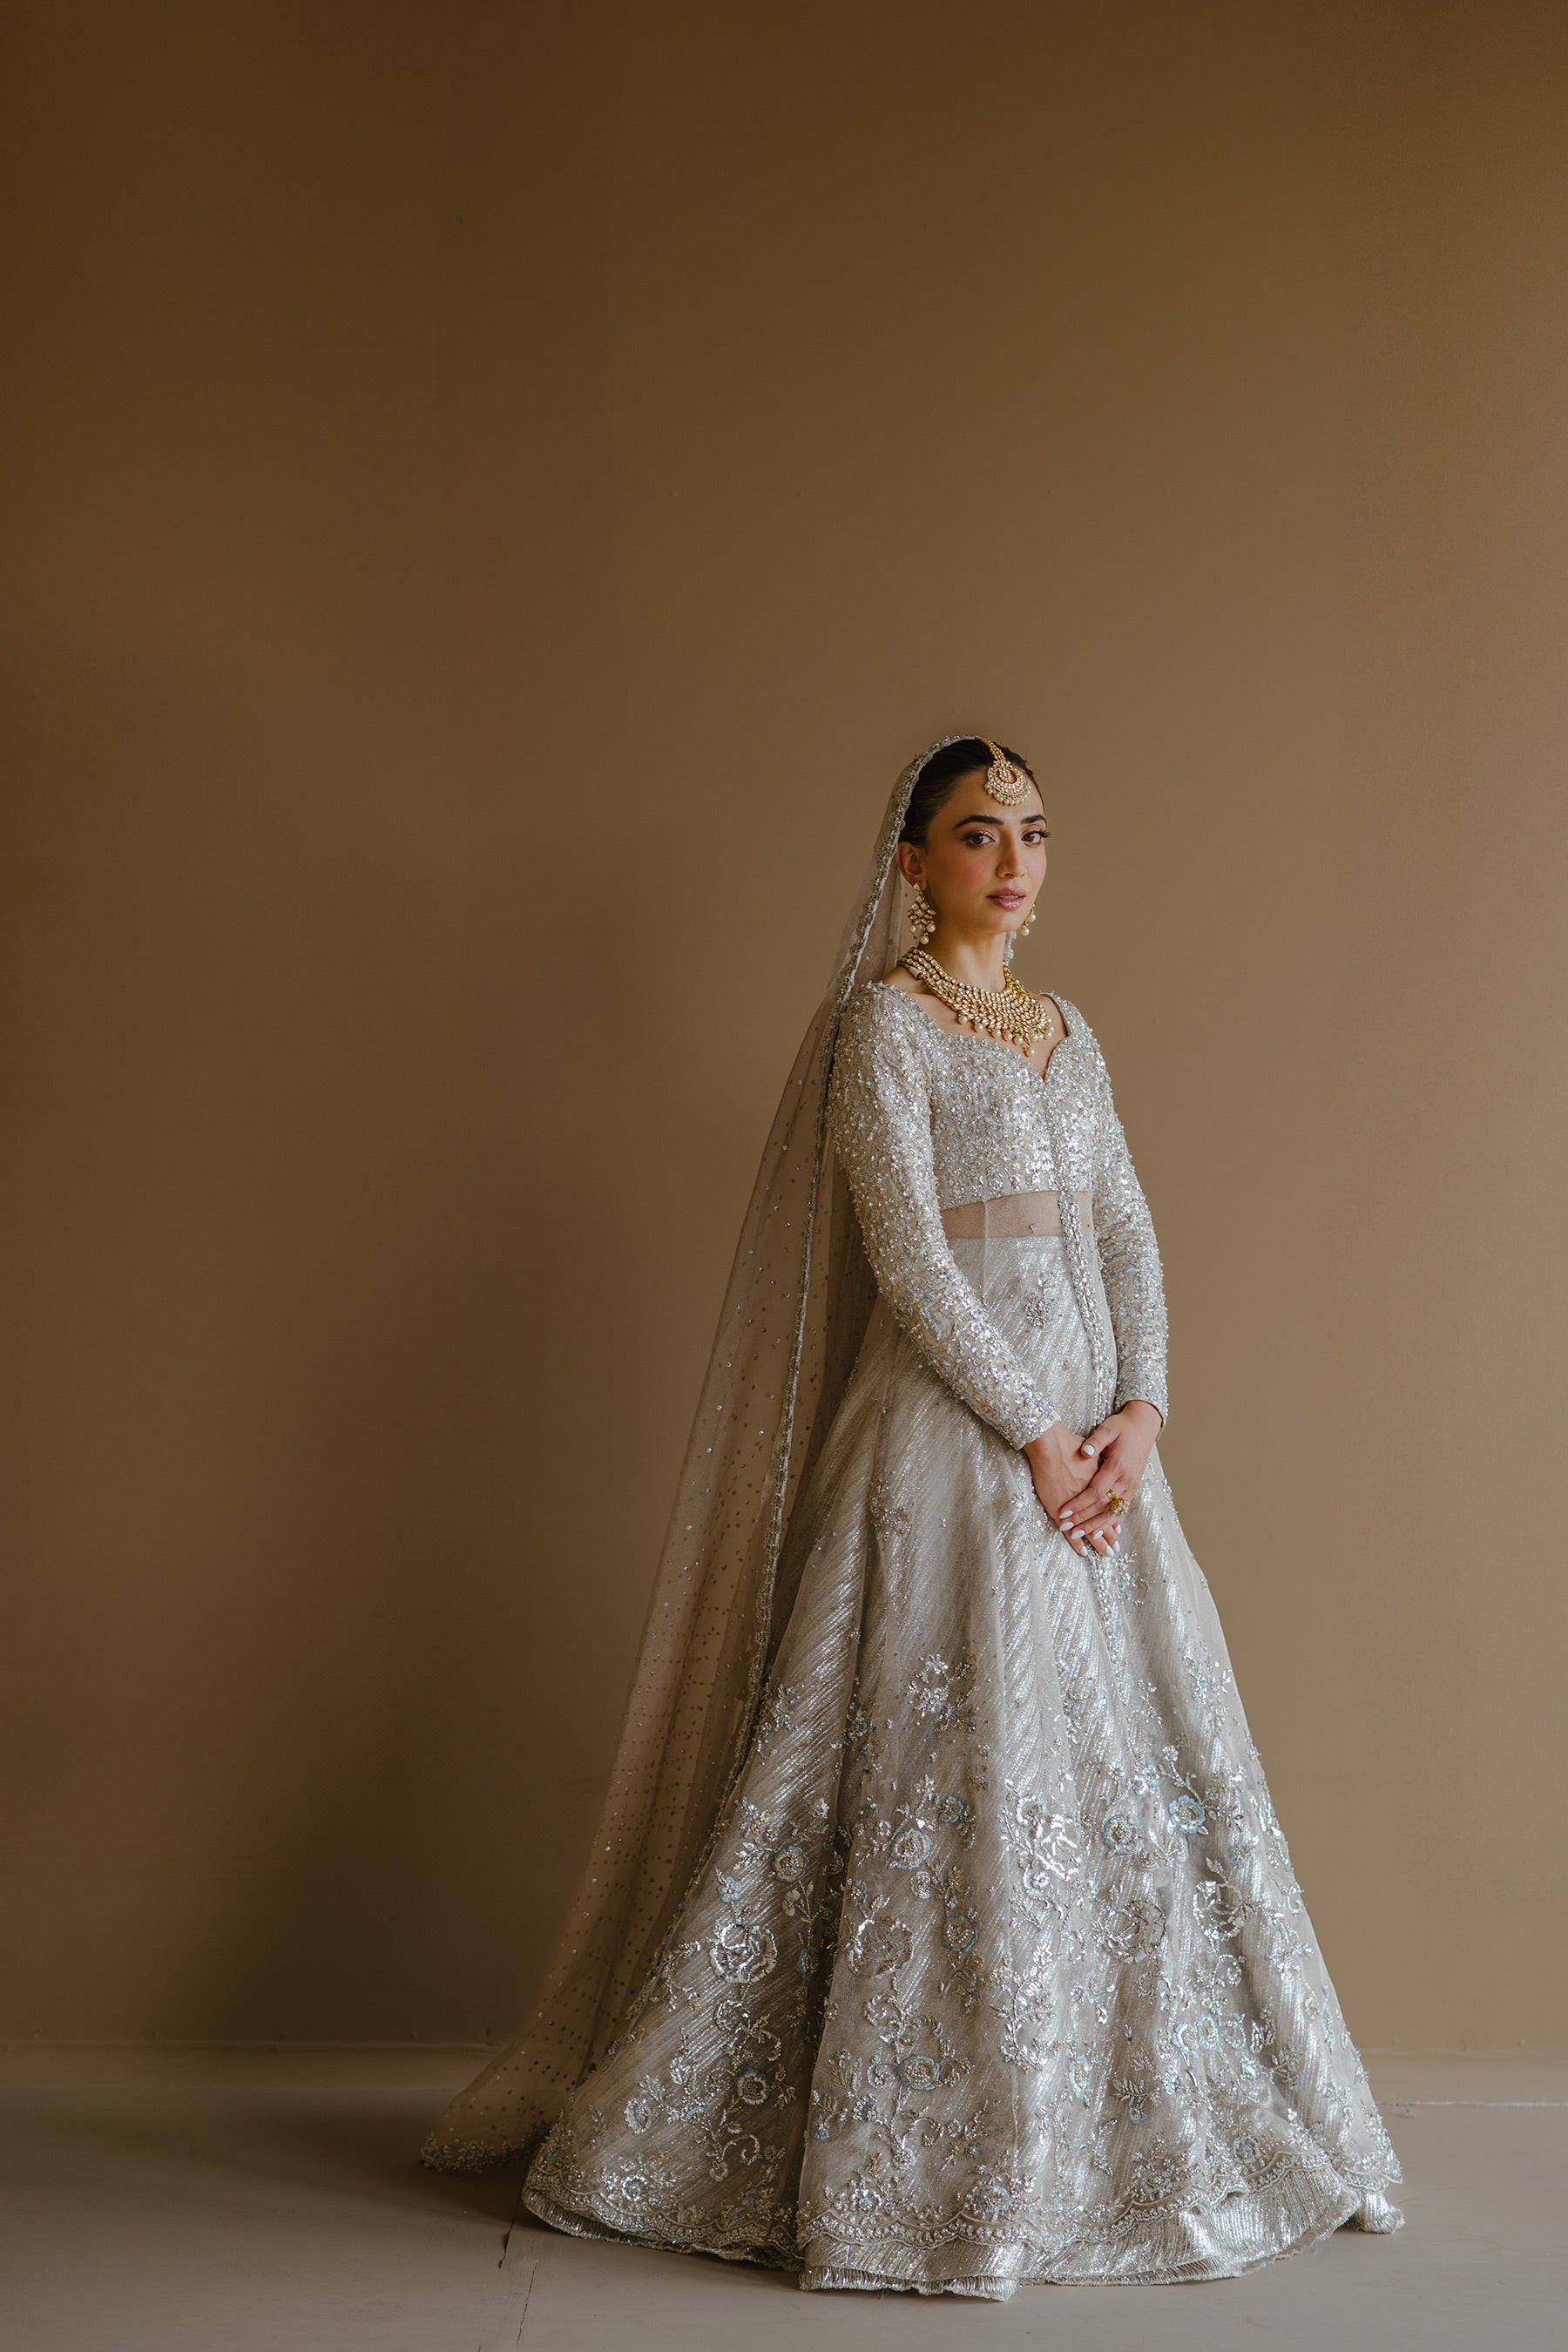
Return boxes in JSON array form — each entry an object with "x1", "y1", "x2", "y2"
[{"x1": 422, "y1": 735, "x2": 1402, "y2": 2297}]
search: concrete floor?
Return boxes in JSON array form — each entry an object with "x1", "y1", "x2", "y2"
[{"x1": 0, "y1": 2051, "x2": 1561, "y2": 2351}]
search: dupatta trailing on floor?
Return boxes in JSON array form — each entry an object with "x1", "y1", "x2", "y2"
[{"x1": 423, "y1": 743, "x2": 951, "y2": 2168}]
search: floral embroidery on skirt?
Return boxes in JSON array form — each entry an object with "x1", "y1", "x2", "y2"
[{"x1": 518, "y1": 1236, "x2": 1399, "y2": 2297}]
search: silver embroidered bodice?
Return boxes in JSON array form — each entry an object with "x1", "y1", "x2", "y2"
[{"x1": 828, "y1": 981, "x2": 1169, "y2": 1450}]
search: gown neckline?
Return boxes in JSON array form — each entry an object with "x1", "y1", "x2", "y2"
[{"x1": 876, "y1": 975, "x2": 1078, "y2": 1091}]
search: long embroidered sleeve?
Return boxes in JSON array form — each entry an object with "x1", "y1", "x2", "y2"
[
  {"x1": 1083, "y1": 1030, "x2": 1170, "y2": 1425},
  {"x1": 827, "y1": 985, "x2": 1060, "y2": 1449}
]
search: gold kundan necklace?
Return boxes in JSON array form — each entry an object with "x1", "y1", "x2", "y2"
[{"x1": 902, "y1": 946, "x2": 1056, "y2": 1052}]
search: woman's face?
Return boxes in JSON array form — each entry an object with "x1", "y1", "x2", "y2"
[{"x1": 895, "y1": 771, "x2": 1049, "y2": 942}]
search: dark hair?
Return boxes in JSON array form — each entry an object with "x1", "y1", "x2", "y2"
[{"x1": 898, "y1": 738, "x2": 1042, "y2": 847}]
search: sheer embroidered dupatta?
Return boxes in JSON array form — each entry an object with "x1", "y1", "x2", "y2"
[{"x1": 422, "y1": 743, "x2": 958, "y2": 2166}]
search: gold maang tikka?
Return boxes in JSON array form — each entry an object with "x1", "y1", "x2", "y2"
[{"x1": 980, "y1": 739, "x2": 1032, "y2": 807}]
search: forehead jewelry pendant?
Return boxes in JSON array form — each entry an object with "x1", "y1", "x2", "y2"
[{"x1": 982, "y1": 739, "x2": 1031, "y2": 807}]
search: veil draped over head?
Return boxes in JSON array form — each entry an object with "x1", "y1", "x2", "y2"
[{"x1": 424, "y1": 740, "x2": 970, "y2": 2167}]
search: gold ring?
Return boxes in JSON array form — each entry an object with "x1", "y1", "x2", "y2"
[{"x1": 1105, "y1": 1491, "x2": 1129, "y2": 1517}]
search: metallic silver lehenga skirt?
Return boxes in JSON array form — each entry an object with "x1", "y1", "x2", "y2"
[{"x1": 521, "y1": 1234, "x2": 1400, "y2": 2297}]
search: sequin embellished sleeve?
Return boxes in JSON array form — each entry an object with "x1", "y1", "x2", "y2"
[
  {"x1": 1070, "y1": 1006, "x2": 1170, "y2": 1426},
  {"x1": 827, "y1": 984, "x2": 1062, "y2": 1449}
]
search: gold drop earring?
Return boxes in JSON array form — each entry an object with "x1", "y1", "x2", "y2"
[
  {"x1": 1004, "y1": 896, "x2": 1037, "y2": 965},
  {"x1": 906, "y1": 880, "x2": 937, "y2": 948}
]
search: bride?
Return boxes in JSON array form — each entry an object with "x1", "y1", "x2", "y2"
[{"x1": 423, "y1": 736, "x2": 1402, "y2": 2296}]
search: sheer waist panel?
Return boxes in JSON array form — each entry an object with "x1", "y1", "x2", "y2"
[{"x1": 940, "y1": 1189, "x2": 1092, "y2": 1239}]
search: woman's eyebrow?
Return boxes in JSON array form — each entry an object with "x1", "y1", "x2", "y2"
[{"x1": 946, "y1": 810, "x2": 1045, "y2": 828}]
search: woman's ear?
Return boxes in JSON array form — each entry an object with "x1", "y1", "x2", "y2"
[{"x1": 894, "y1": 840, "x2": 924, "y2": 890}]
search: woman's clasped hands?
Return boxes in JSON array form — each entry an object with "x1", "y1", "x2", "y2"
[{"x1": 1023, "y1": 1400, "x2": 1164, "y2": 1556}]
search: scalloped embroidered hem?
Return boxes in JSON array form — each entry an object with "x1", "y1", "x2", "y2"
[
  {"x1": 799, "y1": 2149, "x2": 1371, "y2": 2289},
  {"x1": 518, "y1": 2147, "x2": 1398, "y2": 2295}
]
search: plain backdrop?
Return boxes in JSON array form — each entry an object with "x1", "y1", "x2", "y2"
[{"x1": 1, "y1": 0, "x2": 1565, "y2": 2058}]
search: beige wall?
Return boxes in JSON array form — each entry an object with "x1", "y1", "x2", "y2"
[{"x1": 1, "y1": 0, "x2": 1564, "y2": 2053}]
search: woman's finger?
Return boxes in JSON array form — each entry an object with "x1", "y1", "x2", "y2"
[
  {"x1": 1061, "y1": 1467, "x2": 1140, "y2": 1530},
  {"x1": 1058, "y1": 1510, "x2": 1113, "y2": 1553},
  {"x1": 1059, "y1": 1476, "x2": 1114, "y2": 1525},
  {"x1": 1071, "y1": 1492, "x2": 1136, "y2": 1542}
]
